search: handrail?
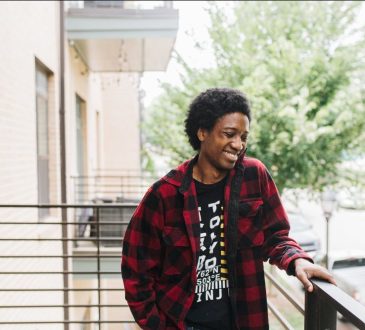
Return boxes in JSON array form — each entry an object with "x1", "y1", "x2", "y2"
[
  {"x1": 70, "y1": 173, "x2": 154, "y2": 203},
  {"x1": 1, "y1": 204, "x2": 365, "y2": 329},
  {"x1": 265, "y1": 270, "x2": 365, "y2": 329},
  {"x1": 306, "y1": 279, "x2": 365, "y2": 330},
  {"x1": 267, "y1": 299, "x2": 295, "y2": 330},
  {"x1": 265, "y1": 270, "x2": 304, "y2": 314},
  {"x1": 0, "y1": 203, "x2": 136, "y2": 208},
  {"x1": 0, "y1": 203, "x2": 135, "y2": 327}
]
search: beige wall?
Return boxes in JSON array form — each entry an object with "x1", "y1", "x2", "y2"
[
  {"x1": 65, "y1": 44, "x2": 91, "y2": 203},
  {"x1": 0, "y1": 1, "x2": 145, "y2": 327},
  {"x1": 0, "y1": 1, "x2": 60, "y2": 205},
  {"x1": 0, "y1": 2, "x2": 64, "y2": 327},
  {"x1": 0, "y1": 2, "x2": 142, "y2": 205},
  {"x1": 101, "y1": 73, "x2": 141, "y2": 172},
  {"x1": 65, "y1": 48, "x2": 142, "y2": 203}
]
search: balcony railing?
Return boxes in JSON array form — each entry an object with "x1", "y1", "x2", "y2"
[
  {"x1": 0, "y1": 204, "x2": 365, "y2": 329},
  {"x1": 71, "y1": 173, "x2": 158, "y2": 203},
  {"x1": 67, "y1": 1, "x2": 173, "y2": 10},
  {"x1": 0, "y1": 203, "x2": 137, "y2": 328}
]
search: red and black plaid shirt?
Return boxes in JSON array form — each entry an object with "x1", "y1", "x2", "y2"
[{"x1": 122, "y1": 155, "x2": 311, "y2": 329}]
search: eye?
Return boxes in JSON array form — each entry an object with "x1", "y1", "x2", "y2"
[
  {"x1": 224, "y1": 132, "x2": 234, "y2": 138},
  {"x1": 241, "y1": 135, "x2": 248, "y2": 142}
]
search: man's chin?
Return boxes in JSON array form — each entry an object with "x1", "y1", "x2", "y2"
[{"x1": 218, "y1": 161, "x2": 236, "y2": 171}]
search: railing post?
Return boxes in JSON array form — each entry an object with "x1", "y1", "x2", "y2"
[
  {"x1": 59, "y1": 0, "x2": 69, "y2": 327},
  {"x1": 96, "y1": 206, "x2": 101, "y2": 329},
  {"x1": 305, "y1": 287, "x2": 337, "y2": 330}
]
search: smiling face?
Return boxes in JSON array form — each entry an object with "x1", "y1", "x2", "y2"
[{"x1": 196, "y1": 112, "x2": 250, "y2": 180}]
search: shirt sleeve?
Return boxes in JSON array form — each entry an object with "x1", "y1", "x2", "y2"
[
  {"x1": 258, "y1": 164, "x2": 313, "y2": 275},
  {"x1": 121, "y1": 185, "x2": 166, "y2": 329}
]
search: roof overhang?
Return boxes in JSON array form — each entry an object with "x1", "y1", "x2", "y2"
[{"x1": 66, "y1": 7, "x2": 179, "y2": 72}]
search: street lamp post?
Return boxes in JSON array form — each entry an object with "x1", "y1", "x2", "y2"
[{"x1": 320, "y1": 189, "x2": 337, "y2": 269}]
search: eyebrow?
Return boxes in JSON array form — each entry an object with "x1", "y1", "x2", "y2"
[{"x1": 223, "y1": 127, "x2": 250, "y2": 134}]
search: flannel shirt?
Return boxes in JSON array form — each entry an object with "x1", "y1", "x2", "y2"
[{"x1": 121, "y1": 155, "x2": 312, "y2": 329}]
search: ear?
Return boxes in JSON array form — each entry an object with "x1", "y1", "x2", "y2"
[{"x1": 197, "y1": 128, "x2": 207, "y2": 142}]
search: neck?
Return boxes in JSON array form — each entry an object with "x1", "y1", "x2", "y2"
[{"x1": 193, "y1": 158, "x2": 228, "y2": 184}]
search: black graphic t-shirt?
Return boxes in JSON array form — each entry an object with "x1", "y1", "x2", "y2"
[{"x1": 185, "y1": 176, "x2": 232, "y2": 329}]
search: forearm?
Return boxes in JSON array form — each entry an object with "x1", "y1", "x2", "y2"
[{"x1": 263, "y1": 230, "x2": 312, "y2": 271}]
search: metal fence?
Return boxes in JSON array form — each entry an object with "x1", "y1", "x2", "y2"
[
  {"x1": 0, "y1": 204, "x2": 365, "y2": 329},
  {"x1": 0, "y1": 204, "x2": 137, "y2": 329},
  {"x1": 68, "y1": 1, "x2": 173, "y2": 10},
  {"x1": 71, "y1": 173, "x2": 158, "y2": 204}
]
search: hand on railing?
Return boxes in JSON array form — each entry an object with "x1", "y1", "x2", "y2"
[{"x1": 294, "y1": 258, "x2": 336, "y2": 292}]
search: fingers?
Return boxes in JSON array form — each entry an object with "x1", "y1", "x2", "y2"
[
  {"x1": 298, "y1": 267, "x2": 337, "y2": 292},
  {"x1": 297, "y1": 270, "x2": 313, "y2": 292},
  {"x1": 312, "y1": 268, "x2": 337, "y2": 286},
  {"x1": 294, "y1": 259, "x2": 337, "y2": 292},
  {"x1": 329, "y1": 276, "x2": 337, "y2": 285}
]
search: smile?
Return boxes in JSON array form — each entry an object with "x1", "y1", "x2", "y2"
[{"x1": 223, "y1": 151, "x2": 238, "y2": 161}]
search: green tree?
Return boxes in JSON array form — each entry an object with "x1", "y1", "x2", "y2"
[{"x1": 144, "y1": 1, "x2": 365, "y2": 192}]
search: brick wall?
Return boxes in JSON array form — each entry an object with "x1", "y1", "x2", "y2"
[
  {"x1": 0, "y1": 2, "x2": 64, "y2": 327},
  {"x1": 0, "y1": 1, "x2": 59, "y2": 205}
]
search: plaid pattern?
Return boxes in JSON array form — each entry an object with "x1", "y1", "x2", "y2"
[{"x1": 122, "y1": 155, "x2": 311, "y2": 330}]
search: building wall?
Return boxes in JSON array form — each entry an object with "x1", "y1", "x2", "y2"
[
  {"x1": 0, "y1": 1, "x2": 60, "y2": 205},
  {"x1": 0, "y1": 1, "x2": 148, "y2": 327},
  {"x1": 64, "y1": 47, "x2": 139, "y2": 203},
  {"x1": 65, "y1": 44, "x2": 92, "y2": 203},
  {"x1": 0, "y1": 2, "x2": 64, "y2": 328},
  {"x1": 101, "y1": 73, "x2": 141, "y2": 172}
]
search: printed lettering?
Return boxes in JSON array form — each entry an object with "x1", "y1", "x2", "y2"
[
  {"x1": 205, "y1": 257, "x2": 217, "y2": 269},
  {"x1": 206, "y1": 289, "x2": 214, "y2": 301},
  {"x1": 210, "y1": 216, "x2": 220, "y2": 229},
  {"x1": 208, "y1": 200, "x2": 220, "y2": 213},
  {"x1": 209, "y1": 241, "x2": 218, "y2": 254},
  {"x1": 200, "y1": 232, "x2": 206, "y2": 251},
  {"x1": 197, "y1": 255, "x2": 205, "y2": 270},
  {"x1": 195, "y1": 195, "x2": 228, "y2": 304},
  {"x1": 216, "y1": 289, "x2": 222, "y2": 300}
]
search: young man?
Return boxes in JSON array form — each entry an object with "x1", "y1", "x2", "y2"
[{"x1": 122, "y1": 88, "x2": 335, "y2": 330}]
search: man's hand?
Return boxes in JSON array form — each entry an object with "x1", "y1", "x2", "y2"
[{"x1": 294, "y1": 258, "x2": 336, "y2": 292}]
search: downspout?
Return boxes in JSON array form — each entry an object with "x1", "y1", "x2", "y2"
[
  {"x1": 59, "y1": 1, "x2": 69, "y2": 329},
  {"x1": 138, "y1": 38, "x2": 145, "y2": 173}
]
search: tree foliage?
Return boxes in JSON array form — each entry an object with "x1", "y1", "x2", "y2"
[{"x1": 144, "y1": 1, "x2": 365, "y2": 192}]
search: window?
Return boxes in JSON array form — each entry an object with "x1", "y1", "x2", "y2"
[
  {"x1": 75, "y1": 95, "x2": 88, "y2": 203},
  {"x1": 35, "y1": 62, "x2": 50, "y2": 218}
]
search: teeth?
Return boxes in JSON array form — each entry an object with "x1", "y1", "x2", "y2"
[{"x1": 224, "y1": 151, "x2": 238, "y2": 160}]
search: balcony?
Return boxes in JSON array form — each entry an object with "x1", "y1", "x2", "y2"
[
  {"x1": 71, "y1": 171, "x2": 158, "y2": 203},
  {"x1": 65, "y1": 1, "x2": 179, "y2": 72},
  {"x1": 0, "y1": 203, "x2": 365, "y2": 328}
]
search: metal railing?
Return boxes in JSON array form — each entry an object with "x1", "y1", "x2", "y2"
[
  {"x1": 265, "y1": 269, "x2": 365, "y2": 329},
  {"x1": 0, "y1": 204, "x2": 137, "y2": 329},
  {"x1": 305, "y1": 279, "x2": 365, "y2": 329},
  {"x1": 1, "y1": 204, "x2": 365, "y2": 329},
  {"x1": 67, "y1": 1, "x2": 173, "y2": 10},
  {"x1": 265, "y1": 270, "x2": 305, "y2": 330},
  {"x1": 71, "y1": 173, "x2": 158, "y2": 203}
]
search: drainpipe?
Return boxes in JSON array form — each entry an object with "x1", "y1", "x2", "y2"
[
  {"x1": 138, "y1": 38, "x2": 145, "y2": 173},
  {"x1": 138, "y1": 72, "x2": 144, "y2": 173},
  {"x1": 59, "y1": 1, "x2": 69, "y2": 329}
]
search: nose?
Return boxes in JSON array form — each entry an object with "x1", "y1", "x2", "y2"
[{"x1": 231, "y1": 136, "x2": 244, "y2": 151}]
